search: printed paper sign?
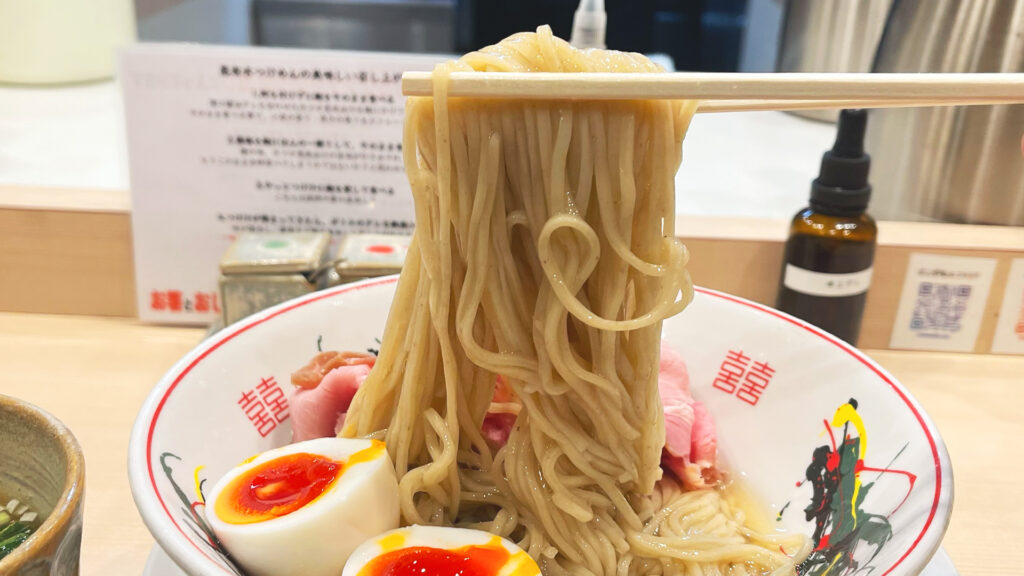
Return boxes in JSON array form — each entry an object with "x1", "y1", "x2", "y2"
[
  {"x1": 889, "y1": 253, "x2": 997, "y2": 352},
  {"x1": 991, "y1": 258, "x2": 1024, "y2": 355},
  {"x1": 122, "y1": 43, "x2": 444, "y2": 324}
]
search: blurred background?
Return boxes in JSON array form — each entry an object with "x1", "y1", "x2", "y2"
[
  {"x1": 130, "y1": 0, "x2": 1023, "y2": 226},
  {"x1": 137, "y1": 0, "x2": 757, "y2": 72},
  {"x1": 2, "y1": 0, "x2": 1023, "y2": 225}
]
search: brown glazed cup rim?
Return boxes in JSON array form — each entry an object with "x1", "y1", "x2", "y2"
[{"x1": 0, "y1": 394, "x2": 85, "y2": 572}]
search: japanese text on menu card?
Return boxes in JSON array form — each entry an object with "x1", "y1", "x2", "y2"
[{"x1": 121, "y1": 44, "x2": 445, "y2": 324}]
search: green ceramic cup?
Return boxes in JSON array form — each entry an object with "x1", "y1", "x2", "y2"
[{"x1": 0, "y1": 395, "x2": 85, "y2": 576}]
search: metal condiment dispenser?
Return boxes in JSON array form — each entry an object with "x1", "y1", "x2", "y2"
[
  {"x1": 219, "y1": 232, "x2": 332, "y2": 326},
  {"x1": 328, "y1": 233, "x2": 411, "y2": 286}
]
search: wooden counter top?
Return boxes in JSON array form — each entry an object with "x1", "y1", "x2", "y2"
[{"x1": 0, "y1": 311, "x2": 1020, "y2": 576}]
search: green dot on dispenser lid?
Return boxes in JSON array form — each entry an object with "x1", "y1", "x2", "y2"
[{"x1": 262, "y1": 239, "x2": 290, "y2": 250}]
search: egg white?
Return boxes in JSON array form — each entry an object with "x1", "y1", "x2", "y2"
[
  {"x1": 342, "y1": 525, "x2": 541, "y2": 576},
  {"x1": 204, "y1": 437, "x2": 400, "y2": 576}
]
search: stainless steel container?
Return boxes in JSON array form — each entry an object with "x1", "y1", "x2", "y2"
[
  {"x1": 866, "y1": 0, "x2": 1024, "y2": 226},
  {"x1": 252, "y1": 0, "x2": 454, "y2": 53},
  {"x1": 219, "y1": 233, "x2": 332, "y2": 326},
  {"x1": 776, "y1": 0, "x2": 894, "y2": 121},
  {"x1": 327, "y1": 233, "x2": 410, "y2": 286}
]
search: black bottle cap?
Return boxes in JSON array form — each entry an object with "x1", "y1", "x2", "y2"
[{"x1": 810, "y1": 109, "x2": 872, "y2": 215}]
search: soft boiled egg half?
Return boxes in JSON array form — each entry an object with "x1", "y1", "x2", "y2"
[
  {"x1": 342, "y1": 526, "x2": 542, "y2": 576},
  {"x1": 204, "y1": 437, "x2": 400, "y2": 576}
]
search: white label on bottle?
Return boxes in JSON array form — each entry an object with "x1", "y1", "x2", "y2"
[{"x1": 783, "y1": 264, "x2": 873, "y2": 298}]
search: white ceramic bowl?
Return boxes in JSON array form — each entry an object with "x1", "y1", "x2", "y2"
[{"x1": 128, "y1": 277, "x2": 952, "y2": 576}]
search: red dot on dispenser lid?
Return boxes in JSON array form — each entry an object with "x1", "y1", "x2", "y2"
[{"x1": 365, "y1": 244, "x2": 396, "y2": 254}]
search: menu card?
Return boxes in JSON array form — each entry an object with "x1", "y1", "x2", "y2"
[
  {"x1": 121, "y1": 43, "x2": 443, "y2": 324},
  {"x1": 992, "y1": 258, "x2": 1024, "y2": 355}
]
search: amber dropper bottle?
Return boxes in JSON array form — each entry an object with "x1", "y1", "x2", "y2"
[{"x1": 776, "y1": 109, "x2": 877, "y2": 345}]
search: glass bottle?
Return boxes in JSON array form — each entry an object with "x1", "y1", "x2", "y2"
[{"x1": 777, "y1": 109, "x2": 877, "y2": 345}]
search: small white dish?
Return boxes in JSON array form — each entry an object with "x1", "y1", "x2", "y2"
[
  {"x1": 144, "y1": 545, "x2": 187, "y2": 576},
  {"x1": 142, "y1": 544, "x2": 962, "y2": 576}
]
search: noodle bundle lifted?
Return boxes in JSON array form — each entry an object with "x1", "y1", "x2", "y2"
[{"x1": 341, "y1": 26, "x2": 808, "y2": 576}]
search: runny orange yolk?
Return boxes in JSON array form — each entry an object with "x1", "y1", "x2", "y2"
[
  {"x1": 357, "y1": 542, "x2": 515, "y2": 576},
  {"x1": 213, "y1": 440, "x2": 386, "y2": 524},
  {"x1": 214, "y1": 451, "x2": 342, "y2": 524}
]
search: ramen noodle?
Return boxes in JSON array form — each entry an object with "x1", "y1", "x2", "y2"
[{"x1": 341, "y1": 26, "x2": 810, "y2": 576}]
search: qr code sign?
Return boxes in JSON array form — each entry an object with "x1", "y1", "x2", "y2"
[
  {"x1": 910, "y1": 282, "x2": 971, "y2": 335},
  {"x1": 891, "y1": 253, "x2": 996, "y2": 352}
]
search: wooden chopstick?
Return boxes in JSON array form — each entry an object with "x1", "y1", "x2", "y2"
[
  {"x1": 696, "y1": 98, "x2": 1022, "y2": 113},
  {"x1": 402, "y1": 72, "x2": 1024, "y2": 111}
]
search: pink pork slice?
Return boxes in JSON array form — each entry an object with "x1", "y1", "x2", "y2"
[
  {"x1": 659, "y1": 341, "x2": 718, "y2": 488},
  {"x1": 473, "y1": 343, "x2": 719, "y2": 488},
  {"x1": 290, "y1": 363, "x2": 372, "y2": 442},
  {"x1": 287, "y1": 344, "x2": 719, "y2": 488}
]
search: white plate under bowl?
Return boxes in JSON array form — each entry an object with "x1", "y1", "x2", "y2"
[
  {"x1": 142, "y1": 544, "x2": 961, "y2": 576},
  {"x1": 129, "y1": 277, "x2": 953, "y2": 576}
]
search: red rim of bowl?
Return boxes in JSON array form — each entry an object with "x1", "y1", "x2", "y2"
[{"x1": 129, "y1": 276, "x2": 952, "y2": 576}]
